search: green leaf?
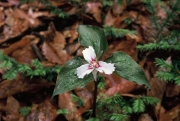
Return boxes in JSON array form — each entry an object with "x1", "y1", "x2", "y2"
[
  {"x1": 57, "y1": 109, "x2": 69, "y2": 115},
  {"x1": 78, "y1": 25, "x2": 108, "y2": 58},
  {"x1": 105, "y1": 52, "x2": 151, "y2": 88},
  {"x1": 52, "y1": 57, "x2": 93, "y2": 97}
]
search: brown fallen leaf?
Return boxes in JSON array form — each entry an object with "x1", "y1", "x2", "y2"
[
  {"x1": 0, "y1": 74, "x2": 54, "y2": 99},
  {"x1": 7, "y1": 0, "x2": 20, "y2": 5},
  {"x1": 85, "y1": 2, "x2": 102, "y2": 23},
  {"x1": 74, "y1": 82, "x2": 94, "y2": 117},
  {"x1": 26, "y1": 97, "x2": 57, "y2": 121},
  {"x1": 138, "y1": 113, "x2": 153, "y2": 121},
  {"x1": 0, "y1": 96, "x2": 24, "y2": 121},
  {"x1": 0, "y1": 9, "x2": 5, "y2": 26},
  {"x1": 104, "y1": 3, "x2": 126, "y2": 27},
  {"x1": 159, "y1": 104, "x2": 180, "y2": 121},
  {"x1": 3, "y1": 35, "x2": 38, "y2": 55},
  {"x1": 58, "y1": 92, "x2": 82, "y2": 121},
  {"x1": 63, "y1": 21, "x2": 80, "y2": 43},
  {"x1": 41, "y1": 22, "x2": 71, "y2": 65},
  {"x1": 105, "y1": 74, "x2": 139, "y2": 96},
  {"x1": 166, "y1": 82, "x2": 180, "y2": 97}
]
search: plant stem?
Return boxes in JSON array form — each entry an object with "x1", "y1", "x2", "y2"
[{"x1": 92, "y1": 79, "x2": 98, "y2": 118}]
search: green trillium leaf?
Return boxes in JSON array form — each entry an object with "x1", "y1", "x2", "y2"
[
  {"x1": 105, "y1": 52, "x2": 151, "y2": 88},
  {"x1": 52, "y1": 57, "x2": 93, "y2": 97},
  {"x1": 77, "y1": 25, "x2": 108, "y2": 58}
]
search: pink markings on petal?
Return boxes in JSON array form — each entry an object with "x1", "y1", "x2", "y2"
[
  {"x1": 77, "y1": 64, "x2": 93, "y2": 78},
  {"x1": 82, "y1": 46, "x2": 96, "y2": 63},
  {"x1": 96, "y1": 61, "x2": 115, "y2": 74}
]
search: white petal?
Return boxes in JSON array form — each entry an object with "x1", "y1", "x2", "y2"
[
  {"x1": 77, "y1": 64, "x2": 93, "y2": 78},
  {"x1": 82, "y1": 46, "x2": 96, "y2": 63},
  {"x1": 96, "y1": 61, "x2": 115, "y2": 74}
]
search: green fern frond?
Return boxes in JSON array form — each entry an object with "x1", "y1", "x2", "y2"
[
  {"x1": 122, "y1": 106, "x2": 133, "y2": 114},
  {"x1": 18, "y1": 64, "x2": 31, "y2": 73},
  {"x1": 57, "y1": 109, "x2": 69, "y2": 115},
  {"x1": 86, "y1": 118, "x2": 100, "y2": 121},
  {"x1": 19, "y1": 106, "x2": 31, "y2": 117},
  {"x1": 0, "y1": 51, "x2": 61, "y2": 80},
  {"x1": 155, "y1": 71, "x2": 175, "y2": 81},
  {"x1": 174, "y1": 77, "x2": 180, "y2": 85},
  {"x1": 103, "y1": 25, "x2": 137, "y2": 38},
  {"x1": 132, "y1": 98, "x2": 145, "y2": 113},
  {"x1": 0, "y1": 60, "x2": 13, "y2": 70},
  {"x1": 155, "y1": 58, "x2": 172, "y2": 69},
  {"x1": 2, "y1": 69, "x2": 17, "y2": 80},
  {"x1": 71, "y1": 94, "x2": 85, "y2": 107},
  {"x1": 110, "y1": 113, "x2": 128, "y2": 121},
  {"x1": 141, "y1": 96, "x2": 159, "y2": 105}
]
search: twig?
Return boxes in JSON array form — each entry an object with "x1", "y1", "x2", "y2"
[
  {"x1": 92, "y1": 79, "x2": 98, "y2": 118},
  {"x1": 121, "y1": 93, "x2": 140, "y2": 98},
  {"x1": 31, "y1": 43, "x2": 44, "y2": 61}
]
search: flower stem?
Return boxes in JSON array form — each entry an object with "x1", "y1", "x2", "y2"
[{"x1": 92, "y1": 79, "x2": 98, "y2": 118}]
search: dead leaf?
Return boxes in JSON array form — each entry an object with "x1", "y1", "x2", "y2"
[
  {"x1": 159, "y1": 104, "x2": 180, "y2": 121},
  {"x1": 41, "y1": 22, "x2": 71, "y2": 64},
  {"x1": 0, "y1": 96, "x2": 24, "y2": 121},
  {"x1": 0, "y1": 74, "x2": 54, "y2": 99},
  {"x1": 63, "y1": 21, "x2": 80, "y2": 43},
  {"x1": 3, "y1": 35, "x2": 38, "y2": 55},
  {"x1": 26, "y1": 97, "x2": 57, "y2": 121},
  {"x1": 138, "y1": 114, "x2": 153, "y2": 121},
  {"x1": 58, "y1": 92, "x2": 82, "y2": 121},
  {"x1": 105, "y1": 74, "x2": 139, "y2": 96},
  {"x1": 85, "y1": 2, "x2": 102, "y2": 23},
  {"x1": 74, "y1": 82, "x2": 94, "y2": 117}
]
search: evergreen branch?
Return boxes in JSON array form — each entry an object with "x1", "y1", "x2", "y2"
[
  {"x1": 57, "y1": 109, "x2": 69, "y2": 115},
  {"x1": 155, "y1": 0, "x2": 180, "y2": 38},
  {"x1": 174, "y1": 77, "x2": 180, "y2": 85},
  {"x1": 103, "y1": 25, "x2": 137, "y2": 38},
  {"x1": 0, "y1": 51, "x2": 61, "y2": 80},
  {"x1": 155, "y1": 58, "x2": 172, "y2": 69},
  {"x1": 122, "y1": 106, "x2": 133, "y2": 114},
  {"x1": 140, "y1": 96, "x2": 160, "y2": 105},
  {"x1": 132, "y1": 98, "x2": 145, "y2": 113},
  {"x1": 86, "y1": 117, "x2": 100, "y2": 121},
  {"x1": 19, "y1": 106, "x2": 31, "y2": 117},
  {"x1": 155, "y1": 71, "x2": 175, "y2": 81},
  {"x1": 71, "y1": 94, "x2": 85, "y2": 107},
  {"x1": 137, "y1": 42, "x2": 180, "y2": 51},
  {"x1": 110, "y1": 113, "x2": 128, "y2": 121}
]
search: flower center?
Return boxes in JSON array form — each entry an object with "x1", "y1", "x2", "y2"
[{"x1": 89, "y1": 60, "x2": 100, "y2": 69}]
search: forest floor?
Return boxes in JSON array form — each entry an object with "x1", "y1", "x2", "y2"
[{"x1": 0, "y1": 0, "x2": 180, "y2": 121}]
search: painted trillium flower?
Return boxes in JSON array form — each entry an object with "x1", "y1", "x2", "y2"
[{"x1": 77, "y1": 46, "x2": 115, "y2": 80}]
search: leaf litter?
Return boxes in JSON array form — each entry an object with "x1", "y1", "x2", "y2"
[{"x1": 0, "y1": 0, "x2": 179, "y2": 121}]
